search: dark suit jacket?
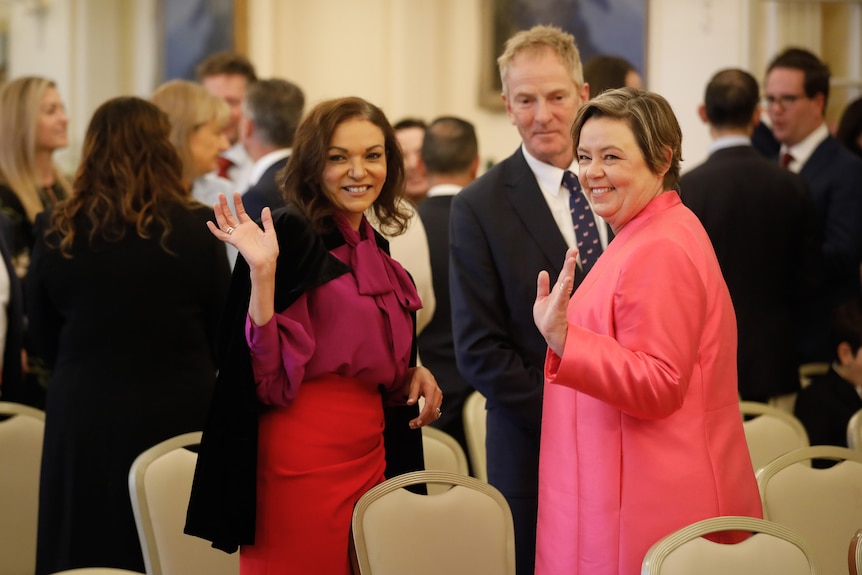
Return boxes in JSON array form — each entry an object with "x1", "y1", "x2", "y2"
[
  {"x1": 801, "y1": 137, "x2": 862, "y2": 303},
  {"x1": 794, "y1": 366, "x2": 862, "y2": 449},
  {"x1": 680, "y1": 145, "x2": 822, "y2": 400},
  {"x1": 242, "y1": 156, "x2": 289, "y2": 222},
  {"x1": 450, "y1": 148, "x2": 580, "y2": 488},
  {"x1": 417, "y1": 192, "x2": 471, "y2": 453}
]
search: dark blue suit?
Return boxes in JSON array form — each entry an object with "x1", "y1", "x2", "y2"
[
  {"x1": 416, "y1": 192, "x2": 472, "y2": 456},
  {"x1": 680, "y1": 145, "x2": 822, "y2": 401},
  {"x1": 450, "y1": 148, "x2": 577, "y2": 575},
  {"x1": 242, "y1": 156, "x2": 289, "y2": 222},
  {"x1": 799, "y1": 137, "x2": 862, "y2": 360}
]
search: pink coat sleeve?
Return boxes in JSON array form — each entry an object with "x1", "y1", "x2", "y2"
[{"x1": 546, "y1": 237, "x2": 709, "y2": 419}]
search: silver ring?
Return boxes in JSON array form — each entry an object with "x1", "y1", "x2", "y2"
[
  {"x1": 225, "y1": 226, "x2": 235, "y2": 235},
  {"x1": 435, "y1": 407, "x2": 442, "y2": 418}
]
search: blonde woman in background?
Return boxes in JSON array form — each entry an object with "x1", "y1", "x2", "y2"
[
  {"x1": 0, "y1": 76, "x2": 72, "y2": 278},
  {"x1": 152, "y1": 79, "x2": 237, "y2": 264},
  {"x1": 151, "y1": 79, "x2": 231, "y2": 203}
]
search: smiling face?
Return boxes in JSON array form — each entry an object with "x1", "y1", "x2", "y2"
[
  {"x1": 503, "y1": 47, "x2": 588, "y2": 169},
  {"x1": 188, "y1": 118, "x2": 229, "y2": 178},
  {"x1": 321, "y1": 118, "x2": 387, "y2": 229},
  {"x1": 36, "y1": 86, "x2": 68, "y2": 153},
  {"x1": 577, "y1": 116, "x2": 667, "y2": 233}
]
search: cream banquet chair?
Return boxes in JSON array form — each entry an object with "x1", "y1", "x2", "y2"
[
  {"x1": 850, "y1": 529, "x2": 862, "y2": 575},
  {"x1": 351, "y1": 470, "x2": 515, "y2": 575},
  {"x1": 462, "y1": 390, "x2": 487, "y2": 481},
  {"x1": 641, "y1": 515, "x2": 819, "y2": 575},
  {"x1": 756, "y1": 445, "x2": 862, "y2": 575},
  {"x1": 740, "y1": 401, "x2": 809, "y2": 472},
  {"x1": 0, "y1": 401, "x2": 46, "y2": 575},
  {"x1": 847, "y1": 408, "x2": 862, "y2": 450},
  {"x1": 422, "y1": 426, "x2": 469, "y2": 495},
  {"x1": 50, "y1": 569, "x2": 145, "y2": 574},
  {"x1": 128, "y1": 431, "x2": 238, "y2": 575}
]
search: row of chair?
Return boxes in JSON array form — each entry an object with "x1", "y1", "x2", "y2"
[{"x1": 3, "y1": 395, "x2": 862, "y2": 575}]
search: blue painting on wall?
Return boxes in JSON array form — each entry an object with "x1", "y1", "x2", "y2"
[
  {"x1": 162, "y1": 0, "x2": 234, "y2": 81},
  {"x1": 483, "y1": 0, "x2": 647, "y2": 108}
]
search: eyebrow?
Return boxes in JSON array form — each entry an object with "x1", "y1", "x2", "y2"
[{"x1": 327, "y1": 144, "x2": 385, "y2": 153}]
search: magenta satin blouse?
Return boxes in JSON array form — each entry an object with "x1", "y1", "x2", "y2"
[{"x1": 245, "y1": 212, "x2": 421, "y2": 406}]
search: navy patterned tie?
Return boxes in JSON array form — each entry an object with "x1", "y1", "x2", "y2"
[{"x1": 563, "y1": 170, "x2": 602, "y2": 274}]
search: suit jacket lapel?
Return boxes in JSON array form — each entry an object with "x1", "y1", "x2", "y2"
[{"x1": 504, "y1": 149, "x2": 569, "y2": 267}]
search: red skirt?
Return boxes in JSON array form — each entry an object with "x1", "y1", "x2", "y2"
[{"x1": 240, "y1": 374, "x2": 387, "y2": 575}]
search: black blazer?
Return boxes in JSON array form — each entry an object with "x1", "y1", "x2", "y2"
[
  {"x1": 680, "y1": 145, "x2": 822, "y2": 400},
  {"x1": 800, "y1": 137, "x2": 862, "y2": 309},
  {"x1": 242, "y1": 156, "x2": 289, "y2": 222},
  {"x1": 794, "y1": 366, "x2": 862, "y2": 449}
]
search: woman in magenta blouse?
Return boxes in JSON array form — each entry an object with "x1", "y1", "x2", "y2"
[{"x1": 186, "y1": 97, "x2": 442, "y2": 574}]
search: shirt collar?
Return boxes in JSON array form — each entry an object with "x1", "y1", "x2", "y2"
[
  {"x1": 426, "y1": 183, "x2": 462, "y2": 198},
  {"x1": 248, "y1": 148, "x2": 291, "y2": 186},
  {"x1": 521, "y1": 143, "x2": 578, "y2": 196},
  {"x1": 781, "y1": 123, "x2": 829, "y2": 172},
  {"x1": 708, "y1": 135, "x2": 751, "y2": 155}
]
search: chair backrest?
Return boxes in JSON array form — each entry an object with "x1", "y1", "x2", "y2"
[
  {"x1": 351, "y1": 470, "x2": 515, "y2": 575},
  {"x1": 847, "y1": 408, "x2": 862, "y2": 450},
  {"x1": 799, "y1": 362, "x2": 830, "y2": 388},
  {"x1": 641, "y1": 515, "x2": 819, "y2": 575},
  {"x1": 422, "y1": 426, "x2": 470, "y2": 495},
  {"x1": 128, "y1": 431, "x2": 237, "y2": 575},
  {"x1": 0, "y1": 401, "x2": 45, "y2": 575},
  {"x1": 462, "y1": 390, "x2": 487, "y2": 482},
  {"x1": 740, "y1": 401, "x2": 809, "y2": 472},
  {"x1": 756, "y1": 445, "x2": 862, "y2": 575},
  {"x1": 850, "y1": 529, "x2": 862, "y2": 575},
  {"x1": 50, "y1": 569, "x2": 145, "y2": 574}
]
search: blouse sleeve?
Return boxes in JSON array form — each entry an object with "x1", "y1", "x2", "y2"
[
  {"x1": 546, "y1": 237, "x2": 708, "y2": 420},
  {"x1": 245, "y1": 291, "x2": 317, "y2": 406}
]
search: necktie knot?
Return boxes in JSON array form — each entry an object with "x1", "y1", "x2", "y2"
[
  {"x1": 564, "y1": 170, "x2": 602, "y2": 274},
  {"x1": 780, "y1": 152, "x2": 794, "y2": 169},
  {"x1": 216, "y1": 156, "x2": 234, "y2": 179}
]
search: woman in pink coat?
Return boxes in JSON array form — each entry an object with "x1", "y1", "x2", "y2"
[{"x1": 533, "y1": 88, "x2": 762, "y2": 575}]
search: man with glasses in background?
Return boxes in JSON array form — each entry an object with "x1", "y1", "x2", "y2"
[{"x1": 764, "y1": 47, "x2": 862, "y2": 362}]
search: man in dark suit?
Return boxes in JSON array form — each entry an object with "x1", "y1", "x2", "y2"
[
  {"x1": 416, "y1": 116, "x2": 479, "y2": 457},
  {"x1": 449, "y1": 25, "x2": 601, "y2": 575},
  {"x1": 764, "y1": 48, "x2": 862, "y2": 361},
  {"x1": 239, "y1": 78, "x2": 305, "y2": 221},
  {"x1": 680, "y1": 68, "x2": 821, "y2": 403},
  {"x1": 794, "y1": 299, "x2": 862, "y2": 461}
]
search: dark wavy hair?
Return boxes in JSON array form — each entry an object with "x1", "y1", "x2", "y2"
[
  {"x1": 282, "y1": 96, "x2": 408, "y2": 235},
  {"x1": 49, "y1": 97, "x2": 192, "y2": 256}
]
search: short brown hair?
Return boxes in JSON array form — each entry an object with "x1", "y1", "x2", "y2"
[
  {"x1": 497, "y1": 25, "x2": 584, "y2": 97},
  {"x1": 283, "y1": 97, "x2": 409, "y2": 236},
  {"x1": 195, "y1": 51, "x2": 257, "y2": 83},
  {"x1": 572, "y1": 87, "x2": 682, "y2": 190}
]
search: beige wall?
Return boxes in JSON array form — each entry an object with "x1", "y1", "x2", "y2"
[{"x1": 8, "y1": 0, "x2": 858, "y2": 177}]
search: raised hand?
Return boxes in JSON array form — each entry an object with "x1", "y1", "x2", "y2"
[
  {"x1": 207, "y1": 192, "x2": 279, "y2": 272},
  {"x1": 533, "y1": 247, "x2": 578, "y2": 357}
]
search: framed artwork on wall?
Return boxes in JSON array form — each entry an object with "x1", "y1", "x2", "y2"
[
  {"x1": 480, "y1": 0, "x2": 648, "y2": 110},
  {"x1": 159, "y1": 0, "x2": 247, "y2": 81}
]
